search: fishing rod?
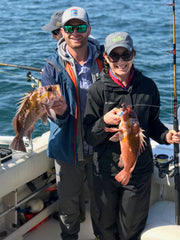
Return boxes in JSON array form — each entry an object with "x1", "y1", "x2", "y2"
[
  {"x1": 172, "y1": 0, "x2": 180, "y2": 226},
  {"x1": 0, "y1": 63, "x2": 43, "y2": 72},
  {"x1": 167, "y1": 0, "x2": 180, "y2": 225},
  {"x1": 0, "y1": 62, "x2": 42, "y2": 89}
]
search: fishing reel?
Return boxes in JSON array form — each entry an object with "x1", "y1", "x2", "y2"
[
  {"x1": 26, "y1": 71, "x2": 41, "y2": 89},
  {"x1": 154, "y1": 154, "x2": 175, "y2": 178}
]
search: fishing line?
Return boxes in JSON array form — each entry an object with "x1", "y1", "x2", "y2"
[
  {"x1": 0, "y1": 70, "x2": 38, "y2": 82},
  {"x1": 0, "y1": 70, "x2": 41, "y2": 89},
  {"x1": 132, "y1": 104, "x2": 163, "y2": 108},
  {"x1": 0, "y1": 70, "x2": 27, "y2": 79}
]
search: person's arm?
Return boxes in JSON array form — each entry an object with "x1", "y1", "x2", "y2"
[
  {"x1": 84, "y1": 83, "x2": 110, "y2": 146},
  {"x1": 148, "y1": 81, "x2": 169, "y2": 144},
  {"x1": 41, "y1": 63, "x2": 57, "y2": 86},
  {"x1": 41, "y1": 62, "x2": 68, "y2": 125}
]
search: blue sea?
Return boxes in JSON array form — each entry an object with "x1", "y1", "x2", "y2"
[{"x1": 0, "y1": 0, "x2": 180, "y2": 138}]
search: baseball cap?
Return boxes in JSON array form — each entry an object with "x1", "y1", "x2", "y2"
[
  {"x1": 42, "y1": 10, "x2": 64, "y2": 31},
  {"x1": 105, "y1": 32, "x2": 133, "y2": 55},
  {"x1": 62, "y1": 6, "x2": 89, "y2": 26}
]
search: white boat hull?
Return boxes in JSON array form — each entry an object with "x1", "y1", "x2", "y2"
[{"x1": 0, "y1": 127, "x2": 180, "y2": 240}]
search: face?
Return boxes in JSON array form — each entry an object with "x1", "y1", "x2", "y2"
[
  {"x1": 61, "y1": 19, "x2": 91, "y2": 50},
  {"x1": 51, "y1": 28, "x2": 63, "y2": 41},
  {"x1": 105, "y1": 47, "x2": 135, "y2": 80}
]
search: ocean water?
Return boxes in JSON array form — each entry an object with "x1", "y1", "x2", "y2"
[{"x1": 0, "y1": 0, "x2": 179, "y2": 138}]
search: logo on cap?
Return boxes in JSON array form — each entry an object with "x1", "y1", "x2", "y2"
[
  {"x1": 56, "y1": 21, "x2": 61, "y2": 27},
  {"x1": 71, "y1": 9, "x2": 78, "y2": 17},
  {"x1": 113, "y1": 36, "x2": 123, "y2": 42}
]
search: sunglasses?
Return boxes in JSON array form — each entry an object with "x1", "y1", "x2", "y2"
[
  {"x1": 108, "y1": 51, "x2": 133, "y2": 62},
  {"x1": 52, "y1": 28, "x2": 60, "y2": 35},
  {"x1": 63, "y1": 24, "x2": 88, "y2": 34}
]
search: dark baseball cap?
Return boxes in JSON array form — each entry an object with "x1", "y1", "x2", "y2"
[
  {"x1": 105, "y1": 32, "x2": 134, "y2": 55},
  {"x1": 42, "y1": 10, "x2": 64, "y2": 31}
]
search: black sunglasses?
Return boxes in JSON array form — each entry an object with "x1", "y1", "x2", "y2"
[
  {"x1": 108, "y1": 51, "x2": 133, "y2": 62},
  {"x1": 63, "y1": 24, "x2": 88, "y2": 34},
  {"x1": 52, "y1": 28, "x2": 60, "y2": 35}
]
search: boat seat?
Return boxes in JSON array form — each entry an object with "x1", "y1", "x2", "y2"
[{"x1": 141, "y1": 201, "x2": 180, "y2": 240}]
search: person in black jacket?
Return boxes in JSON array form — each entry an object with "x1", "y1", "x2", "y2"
[{"x1": 83, "y1": 32, "x2": 180, "y2": 240}]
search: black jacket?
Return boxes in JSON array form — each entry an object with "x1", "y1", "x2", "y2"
[{"x1": 83, "y1": 69, "x2": 169, "y2": 177}]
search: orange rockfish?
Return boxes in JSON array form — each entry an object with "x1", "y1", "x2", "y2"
[
  {"x1": 10, "y1": 85, "x2": 63, "y2": 152},
  {"x1": 105, "y1": 105, "x2": 145, "y2": 185}
]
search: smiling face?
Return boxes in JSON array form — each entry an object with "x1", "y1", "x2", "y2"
[
  {"x1": 104, "y1": 47, "x2": 135, "y2": 83},
  {"x1": 61, "y1": 19, "x2": 91, "y2": 50}
]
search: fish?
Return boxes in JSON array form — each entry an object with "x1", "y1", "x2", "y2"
[
  {"x1": 10, "y1": 84, "x2": 63, "y2": 152},
  {"x1": 105, "y1": 105, "x2": 146, "y2": 185}
]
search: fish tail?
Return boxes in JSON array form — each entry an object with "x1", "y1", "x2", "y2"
[
  {"x1": 10, "y1": 136, "x2": 26, "y2": 152},
  {"x1": 115, "y1": 170, "x2": 130, "y2": 186}
]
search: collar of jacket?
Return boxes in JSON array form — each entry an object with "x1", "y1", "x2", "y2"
[{"x1": 57, "y1": 37, "x2": 101, "y2": 64}]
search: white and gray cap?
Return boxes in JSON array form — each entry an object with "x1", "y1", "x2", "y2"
[{"x1": 62, "y1": 6, "x2": 89, "y2": 26}]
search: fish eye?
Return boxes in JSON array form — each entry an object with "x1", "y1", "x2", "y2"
[{"x1": 47, "y1": 87, "x2": 52, "y2": 91}]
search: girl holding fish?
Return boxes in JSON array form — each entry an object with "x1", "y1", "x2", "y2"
[{"x1": 83, "y1": 32, "x2": 180, "y2": 240}]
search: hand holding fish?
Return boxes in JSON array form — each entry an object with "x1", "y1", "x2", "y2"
[
  {"x1": 47, "y1": 96, "x2": 67, "y2": 117},
  {"x1": 10, "y1": 84, "x2": 65, "y2": 152},
  {"x1": 105, "y1": 105, "x2": 146, "y2": 185},
  {"x1": 166, "y1": 130, "x2": 180, "y2": 144},
  {"x1": 103, "y1": 108, "x2": 121, "y2": 125}
]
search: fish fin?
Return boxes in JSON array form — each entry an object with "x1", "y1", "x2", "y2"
[
  {"x1": 41, "y1": 112, "x2": 48, "y2": 124},
  {"x1": 16, "y1": 92, "x2": 33, "y2": 114},
  {"x1": 118, "y1": 155, "x2": 124, "y2": 168},
  {"x1": 25, "y1": 127, "x2": 34, "y2": 140},
  {"x1": 109, "y1": 132, "x2": 120, "y2": 142},
  {"x1": 139, "y1": 128, "x2": 146, "y2": 152},
  {"x1": 12, "y1": 116, "x2": 18, "y2": 133},
  {"x1": 118, "y1": 131, "x2": 124, "y2": 141},
  {"x1": 104, "y1": 127, "x2": 119, "y2": 133},
  {"x1": 105, "y1": 127, "x2": 122, "y2": 142},
  {"x1": 115, "y1": 169, "x2": 130, "y2": 186},
  {"x1": 48, "y1": 108, "x2": 56, "y2": 120},
  {"x1": 43, "y1": 105, "x2": 57, "y2": 121},
  {"x1": 10, "y1": 136, "x2": 26, "y2": 152}
]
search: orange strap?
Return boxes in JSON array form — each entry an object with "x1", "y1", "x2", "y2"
[
  {"x1": 65, "y1": 62, "x2": 78, "y2": 165},
  {"x1": 96, "y1": 58, "x2": 103, "y2": 72},
  {"x1": 65, "y1": 62, "x2": 79, "y2": 118}
]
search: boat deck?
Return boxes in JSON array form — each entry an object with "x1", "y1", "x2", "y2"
[
  {"x1": 1, "y1": 127, "x2": 180, "y2": 240},
  {"x1": 24, "y1": 203, "x2": 95, "y2": 240}
]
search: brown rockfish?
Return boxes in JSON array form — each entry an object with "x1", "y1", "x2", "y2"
[
  {"x1": 105, "y1": 105, "x2": 145, "y2": 185},
  {"x1": 10, "y1": 85, "x2": 64, "y2": 152}
]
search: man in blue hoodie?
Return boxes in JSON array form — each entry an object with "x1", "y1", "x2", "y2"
[{"x1": 41, "y1": 6, "x2": 103, "y2": 240}]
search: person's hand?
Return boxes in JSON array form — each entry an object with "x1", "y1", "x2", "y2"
[
  {"x1": 166, "y1": 130, "x2": 180, "y2": 144},
  {"x1": 103, "y1": 108, "x2": 121, "y2": 125},
  {"x1": 51, "y1": 96, "x2": 67, "y2": 116}
]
